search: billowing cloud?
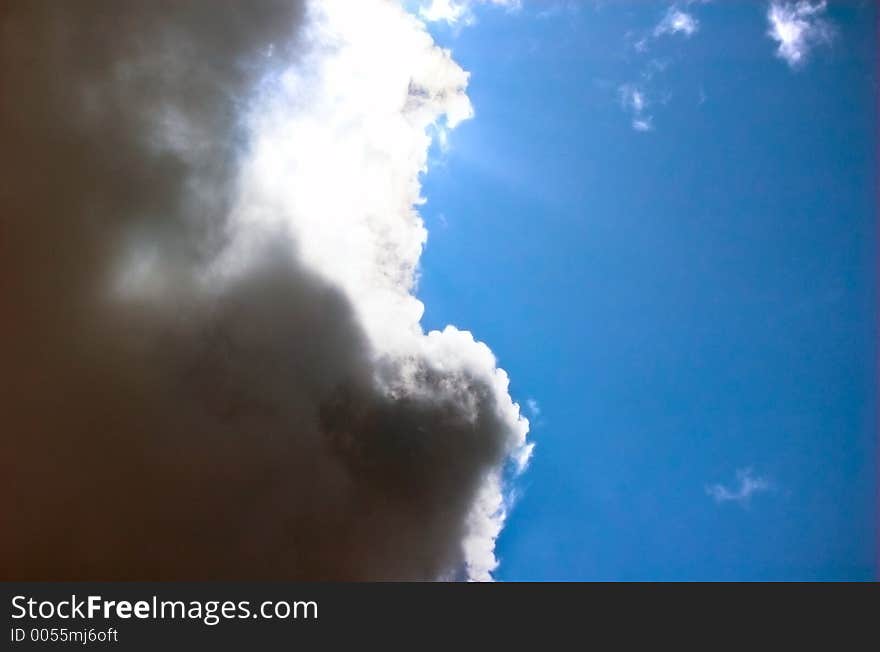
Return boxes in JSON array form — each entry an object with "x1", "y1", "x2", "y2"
[
  {"x1": 767, "y1": 0, "x2": 835, "y2": 68},
  {"x1": 1, "y1": 0, "x2": 530, "y2": 582},
  {"x1": 706, "y1": 469, "x2": 771, "y2": 506},
  {"x1": 653, "y1": 6, "x2": 699, "y2": 38}
]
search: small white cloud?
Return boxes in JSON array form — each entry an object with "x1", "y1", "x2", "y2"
[
  {"x1": 525, "y1": 398, "x2": 540, "y2": 418},
  {"x1": 622, "y1": 3, "x2": 697, "y2": 127},
  {"x1": 419, "y1": 0, "x2": 520, "y2": 25},
  {"x1": 619, "y1": 85, "x2": 645, "y2": 113},
  {"x1": 767, "y1": 1, "x2": 835, "y2": 68},
  {"x1": 420, "y1": 0, "x2": 469, "y2": 24},
  {"x1": 619, "y1": 84, "x2": 653, "y2": 132},
  {"x1": 706, "y1": 468, "x2": 771, "y2": 506},
  {"x1": 631, "y1": 90, "x2": 646, "y2": 112},
  {"x1": 654, "y1": 6, "x2": 699, "y2": 38}
]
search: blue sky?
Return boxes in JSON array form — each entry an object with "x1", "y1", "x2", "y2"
[{"x1": 416, "y1": 1, "x2": 877, "y2": 580}]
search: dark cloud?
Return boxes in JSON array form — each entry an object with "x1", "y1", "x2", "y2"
[{"x1": 1, "y1": 1, "x2": 518, "y2": 580}]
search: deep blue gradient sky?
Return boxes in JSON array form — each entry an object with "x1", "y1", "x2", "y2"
[{"x1": 417, "y1": 1, "x2": 877, "y2": 580}]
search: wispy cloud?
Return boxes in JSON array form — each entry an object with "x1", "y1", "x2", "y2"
[
  {"x1": 619, "y1": 2, "x2": 703, "y2": 131},
  {"x1": 767, "y1": 1, "x2": 835, "y2": 68},
  {"x1": 534, "y1": 1, "x2": 581, "y2": 21},
  {"x1": 706, "y1": 468, "x2": 771, "y2": 506},
  {"x1": 525, "y1": 398, "x2": 541, "y2": 420},
  {"x1": 621, "y1": 85, "x2": 646, "y2": 113},
  {"x1": 654, "y1": 6, "x2": 699, "y2": 39},
  {"x1": 632, "y1": 3, "x2": 701, "y2": 52},
  {"x1": 619, "y1": 83, "x2": 654, "y2": 132}
]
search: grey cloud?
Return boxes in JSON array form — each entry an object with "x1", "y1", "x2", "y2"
[{"x1": 1, "y1": 1, "x2": 521, "y2": 580}]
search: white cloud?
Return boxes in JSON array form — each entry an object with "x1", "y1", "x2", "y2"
[
  {"x1": 621, "y1": 1, "x2": 702, "y2": 131},
  {"x1": 706, "y1": 468, "x2": 771, "y2": 505},
  {"x1": 235, "y1": 0, "x2": 531, "y2": 580},
  {"x1": 767, "y1": 1, "x2": 835, "y2": 68},
  {"x1": 619, "y1": 83, "x2": 653, "y2": 132},
  {"x1": 419, "y1": 0, "x2": 520, "y2": 26},
  {"x1": 629, "y1": 88, "x2": 646, "y2": 112},
  {"x1": 420, "y1": 0, "x2": 469, "y2": 24},
  {"x1": 654, "y1": 6, "x2": 699, "y2": 38},
  {"x1": 526, "y1": 398, "x2": 540, "y2": 417}
]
